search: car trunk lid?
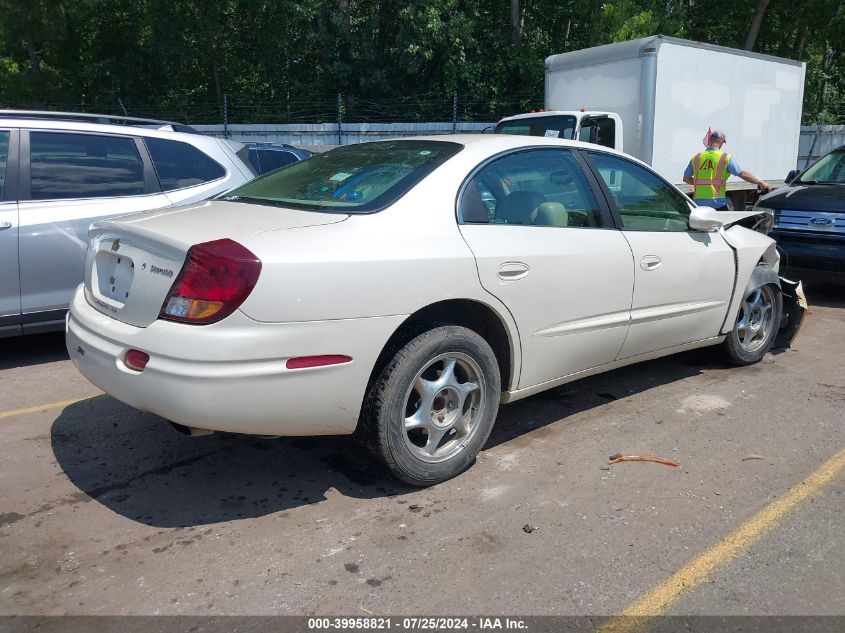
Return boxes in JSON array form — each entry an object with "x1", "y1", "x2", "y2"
[{"x1": 84, "y1": 200, "x2": 347, "y2": 327}]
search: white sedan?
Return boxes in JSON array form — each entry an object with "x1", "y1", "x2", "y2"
[{"x1": 67, "y1": 135, "x2": 786, "y2": 485}]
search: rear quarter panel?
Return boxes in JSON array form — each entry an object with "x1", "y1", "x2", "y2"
[
  {"x1": 233, "y1": 149, "x2": 524, "y2": 389},
  {"x1": 236, "y1": 167, "x2": 498, "y2": 324}
]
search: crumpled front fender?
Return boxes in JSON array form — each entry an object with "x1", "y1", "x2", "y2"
[{"x1": 725, "y1": 261, "x2": 806, "y2": 349}]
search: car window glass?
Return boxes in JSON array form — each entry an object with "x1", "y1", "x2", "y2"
[
  {"x1": 800, "y1": 150, "x2": 845, "y2": 183},
  {"x1": 459, "y1": 149, "x2": 603, "y2": 228},
  {"x1": 254, "y1": 149, "x2": 299, "y2": 174},
  {"x1": 588, "y1": 152, "x2": 691, "y2": 231},
  {"x1": 579, "y1": 118, "x2": 615, "y2": 149},
  {"x1": 145, "y1": 137, "x2": 226, "y2": 191},
  {"x1": 495, "y1": 115, "x2": 577, "y2": 139},
  {"x1": 223, "y1": 140, "x2": 462, "y2": 213},
  {"x1": 0, "y1": 131, "x2": 9, "y2": 198},
  {"x1": 29, "y1": 132, "x2": 144, "y2": 200}
]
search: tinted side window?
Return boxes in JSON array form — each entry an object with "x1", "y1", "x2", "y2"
[
  {"x1": 145, "y1": 138, "x2": 225, "y2": 191},
  {"x1": 0, "y1": 131, "x2": 8, "y2": 198},
  {"x1": 252, "y1": 149, "x2": 299, "y2": 174},
  {"x1": 29, "y1": 132, "x2": 144, "y2": 200},
  {"x1": 588, "y1": 152, "x2": 691, "y2": 232},
  {"x1": 459, "y1": 149, "x2": 603, "y2": 228}
]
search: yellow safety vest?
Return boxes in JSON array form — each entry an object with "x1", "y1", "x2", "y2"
[{"x1": 692, "y1": 149, "x2": 731, "y2": 199}]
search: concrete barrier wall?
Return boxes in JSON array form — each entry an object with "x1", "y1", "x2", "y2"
[
  {"x1": 194, "y1": 122, "x2": 495, "y2": 151},
  {"x1": 798, "y1": 125, "x2": 845, "y2": 169},
  {"x1": 195, "y1": 122, "x2": 845, "y2": 168}
]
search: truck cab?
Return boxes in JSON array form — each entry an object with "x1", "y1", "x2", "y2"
[{"x1": 494, "y1": 110, "x2": 623, "y2": 153}]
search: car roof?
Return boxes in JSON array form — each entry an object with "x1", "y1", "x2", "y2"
[
  {"x1": 366, "y1": 133, "x2": 633, "y2": 161},
  {"x1": 498, "y1": 110, "x2": 616, "y2": 122},
  {"x1": 248, "y1": 142, "x2": 310, "y2": 153},
  {"x1": 0, "y1": 109, "x2": 198, "y2": 132},
  {"x1": 0, "y1": 110, "x2": 210, "y2": 142}
]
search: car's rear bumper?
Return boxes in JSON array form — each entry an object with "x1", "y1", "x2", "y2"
[{"x1": 66, "y1": 286, "x2": 406, "y2": 436}]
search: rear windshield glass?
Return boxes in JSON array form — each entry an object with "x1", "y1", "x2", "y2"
[
  {"x1": 496, "y1": 115, "x2": 577, "y2": 140},
  {"x1": 220, "y1": 140, "x2": 462, "y2": 213}
]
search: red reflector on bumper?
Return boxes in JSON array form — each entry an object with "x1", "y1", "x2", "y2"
[
  {"x1": 286, "y1": 355, "x2": 352, "y2": 370},
  {"x1": 125, "y1": 349, "x2": 150, "y2": 372}
]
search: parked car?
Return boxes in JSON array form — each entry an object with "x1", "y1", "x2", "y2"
[
  {"x1": 0, "y1": 110, "x2": 257, "y2": 337},
  {"x1": 67, "y1": 135, "x2": 787, "y2": 485},
  {"x1": 757, "y1": 145, "x2": 845, "y2": 283},
  {"x1": 246, "y1": 142, "x2": 311, "y2": 174}
]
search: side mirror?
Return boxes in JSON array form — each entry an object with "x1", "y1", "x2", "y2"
[
  {"x1": 785, "y1": 169, "x2": 799, "y2": 184},
  {"x1": 481, "y1": 125, "x2": 496, "y2": 134},
  {"x1": 689, "y1": 206, "x2": 724, "y2": 232}
]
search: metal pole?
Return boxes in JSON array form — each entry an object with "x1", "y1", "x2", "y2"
[
  {"x1": 223, "y1": 93, "x2": 229, "y2": 139},
  {"x1": 337, "y1": 93, "x2": 343, "y2": 145},
  {"x1": 117, "y1": 98, "x2": 128, "y2": 116},
  {"x1": 805, "y1": 115, "x2": 824, "y2": 169},
  {"x1": 452, "y1": 91, "x2": 458, "y2": 134}
]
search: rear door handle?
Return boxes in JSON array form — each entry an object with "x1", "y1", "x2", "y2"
[
  {"x1": 0, "y1": 221, "x2": 12, "y2": 231},
  {"x1": 640, "y1": 255, "x2": 662, "y2": 271},
  {"x1": 497, "y1": 262, "x2": 530, "y2": 281}
]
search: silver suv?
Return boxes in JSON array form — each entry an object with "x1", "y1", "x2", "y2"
[{"x1": 0, "y1": 111, "x2": 257, "y2": 337}]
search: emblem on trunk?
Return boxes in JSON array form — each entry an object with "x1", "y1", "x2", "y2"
[{"x1": 111, "y1": 239, "x2": 120, "y2": 252}]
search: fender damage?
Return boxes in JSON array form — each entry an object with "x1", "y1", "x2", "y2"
[{"x1": 719, "y1": 218, "x2": 806, "y2": 349}]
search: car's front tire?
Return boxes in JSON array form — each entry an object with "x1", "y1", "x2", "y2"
[
  {"x1": 722, "y1": 280, "x2": 782, "y2": 366},
  {"x1": 358, "y1": 325, "x2": 501, "y2": 486}
]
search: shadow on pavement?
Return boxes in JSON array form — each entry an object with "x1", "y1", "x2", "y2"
[
  {"x1": 484, "y1": 346, "x2": 725, "y2": 449},
  {"x1": 0, "y1": 331, "x2": 68, "y2": 371},
  {"x1": 51, "y1": 395, "x2": 411, "y2": 529},
  {"x1": 51, "y1": 347, "x2": 726, "y2": 529}
]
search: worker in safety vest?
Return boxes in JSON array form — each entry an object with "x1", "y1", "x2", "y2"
[{"x1": 683, "y1": 130, "x2": 772, "y2": 210}]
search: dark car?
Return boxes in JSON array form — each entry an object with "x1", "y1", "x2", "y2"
[
  {"x1": 756, "y1": 145, "x2": 845, "y2": 282},
  {"x1": 246, "y1": 142, "x2": 311, "y2": 175}
]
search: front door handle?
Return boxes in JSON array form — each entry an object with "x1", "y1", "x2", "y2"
[
  {"x1": 497, "y1": 261, "x2": 530, "y2": 281},
  {"x1": 0, "y1": 221, "x2": 12, "y2": 231},
  {"x1": 640, "y1": 255, "x2": 662, "y2": 271}
]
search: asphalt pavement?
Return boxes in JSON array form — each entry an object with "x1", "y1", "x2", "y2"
[{"x1": 0, "y1": 285, "x2": 842, "y2": 620}]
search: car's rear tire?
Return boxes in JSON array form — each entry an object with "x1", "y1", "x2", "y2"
[
  {"x1": 358, "y1": 325, "x2": 501, "y2": 486},
  {"x1": 722, "y1": 281, "x2": 782, "y2": 366}
]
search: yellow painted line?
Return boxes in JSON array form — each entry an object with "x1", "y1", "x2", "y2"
[
  {"x1": 0, "y1": 396, "x2": 94, "y2": 420},
  {"x1": 600, "y1": 445, "x2": 845, "y2": 633}
]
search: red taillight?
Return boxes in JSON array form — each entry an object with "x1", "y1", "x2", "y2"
[
  {"x1": 160, "y1": 239, "x2": 261, "y2": 325},
  {"x1": 286, "y1": 355, "x2": 352, "y2": 370},
  {"x1": 125, "y1": 349, "x2": 150, "y2": 371}
]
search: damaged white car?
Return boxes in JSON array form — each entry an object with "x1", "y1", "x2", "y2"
[{"x1": 66, "y1": 136, "x2": 803, "y2": 485}]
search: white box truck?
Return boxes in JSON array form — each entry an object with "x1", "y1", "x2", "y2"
[{"x1": 495, "y1": 35, "x2": 806, "y2": 208}]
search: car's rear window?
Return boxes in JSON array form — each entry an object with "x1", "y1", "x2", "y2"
[
  {"x1": 221, "y1": 140, "x2": 463, "y2": 213},
  {"x1": 495, "y1": 115, "x2": 577, "y2": 140}
]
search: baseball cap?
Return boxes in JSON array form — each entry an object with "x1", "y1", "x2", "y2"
[{"x1": 710, "y1": 130, "x2": 727, "y2": 142}]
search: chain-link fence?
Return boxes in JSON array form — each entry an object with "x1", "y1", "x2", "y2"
[{"x1": 3, "y1": 92, "x2": 543, "y2": 125}]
